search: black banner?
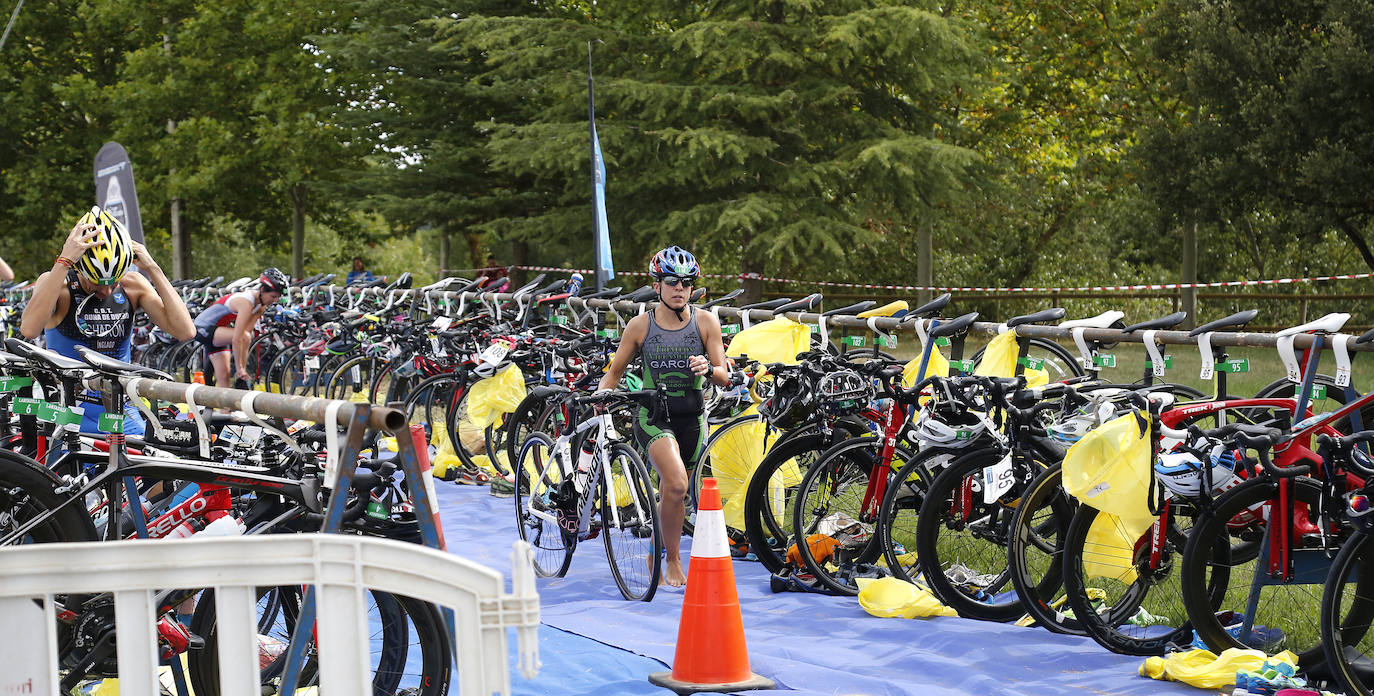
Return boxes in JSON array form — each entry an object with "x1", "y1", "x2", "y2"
[{"x1": 92, "y1": 142, "x2": 145, "y2": 244}]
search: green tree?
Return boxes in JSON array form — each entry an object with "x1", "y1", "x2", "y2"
[
  {"x1": 89, "y1": 0, "x2": 365, "y2": 279},
  {"x1": 313, "y1": 0, "x2": 542, "y2": 277},
  {"x1": 1140, "y1": 0, "x2": 1374, "y2": 273},
  {"x1": 927, "y1": 0, "x2": 1185, "y2": 295},
  {"x1": 0, "y1": 0, "x2": 131, "y2": 277},
  {"x1": 438, "y1": 0, "x2": 986, "y2": 298}
]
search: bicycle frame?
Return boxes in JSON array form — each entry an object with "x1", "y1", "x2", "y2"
[{"x1": 1, "y1": 446, "x2": 317, "y2": 546}]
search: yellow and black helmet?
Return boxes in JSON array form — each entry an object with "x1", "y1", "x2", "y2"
[{"x1": 75, "y1": 207, "x2": 133, "y2": 285}]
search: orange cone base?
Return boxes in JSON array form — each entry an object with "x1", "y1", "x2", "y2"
[{"x1": 647, "y1": 670, "x2": 775, "y2": 695}]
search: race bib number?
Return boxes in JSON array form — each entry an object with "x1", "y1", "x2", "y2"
[
  {"x1": 480, "y1": 342, "x2": 510, "y2": 365},
  {"x1": 982, "y1": 454, "x2": 1015, "y2": 504}
]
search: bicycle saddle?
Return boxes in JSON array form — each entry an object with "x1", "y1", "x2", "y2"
[
  {"x1": 1275, "y1": 312, "x2": 1350, "y2": 337},
  {"x1": 75, "y1": 345, "x2": 173, "y2": 381},
  {"x1": 626, "y1": 286, "x2": 659, "y2": 303},
  {"x1": 822, "y1": 301, "x2": 876, "y2": 317},
  {"x1": 4, "y1": 338, "x2": 89, "y2": 372},
  {"x1": 700, "y1": 288, "x2": 744, "y2": 309},
  {"x1": 1358, "y1": 327, "x2": 1374, "y2": 344},
  {"x1": 1060, "y1": 310, "x2": 1125, "y2": 331},
  {"x1": 857, "y1": 300, "x2": 908, "y2": 319},
  {"x1": 1122, "y1": 312, "x2": 1188, "y2": 333},
  {"x1": 1006, "y1": 308, "x2": 1065, "y2": 328},
  {"x1": 739, "y1": 297, "x2": 792, "y2": 311},
  {"x1": 773, "y1": 294, "x2": 822, "y2": 315},
  {"x1": 577, "y1": 286, "x2": 624, "y2": 301},
  {"x1": 531, "y1": 279, "x2": 567, "y2": 296},
  {"x1": 907, "y1": 293, "x2": 952, "y2": 319},
  {"x1": 1188, "y1": 309, "x2": 1258, "y2": 337},
  {"x1": 929, "y1": 312, "x2": 979, "y2": 339}
]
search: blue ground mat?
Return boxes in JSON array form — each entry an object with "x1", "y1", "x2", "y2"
[{"x1": 438, "y1": 483, "x2": 1204, "y2": 696}]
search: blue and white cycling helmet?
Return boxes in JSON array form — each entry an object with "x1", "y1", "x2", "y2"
[
  {"x1": 1155, "y1": 444, "x2": 1242, "y2": 499},
  {"x1": 648, "y1": 246, "x2": 700, "y2": 279}
]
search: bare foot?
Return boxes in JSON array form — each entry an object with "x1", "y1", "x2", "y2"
[{"x1": 660, "y1": 558, "x2": 687, "y2": 587}]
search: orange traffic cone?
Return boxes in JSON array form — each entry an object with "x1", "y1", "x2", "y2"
[
  {"x1": 648, "y1": 478, "x2": 775, "y2": 694},
  {"x1": 192, "y1": 370, "x2": 205, "y2": 385}
]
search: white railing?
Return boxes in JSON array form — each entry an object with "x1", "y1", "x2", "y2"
[{"x1": 0, "y1": 535, "x2": 540, "y2": 696}]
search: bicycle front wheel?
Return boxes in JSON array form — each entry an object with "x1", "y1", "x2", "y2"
[
  {"x1": 601, "y1": 442, "x2": 663, "y2": 601},
  {"x1": 791, "y1": 441, "x2": 889, "y2": 596},
  {"x1": 514, "y1": 432, "x2": 575, "y2": 577},
  {"x1": 1321, "y1": 532, "x2": 1374, "y2": 696},
  {"x1": 1181, "y1": 475, "x2": 1339, "y2": 665},
  {"x1": 190, "y1": 586, "x2": 450, "y2": 696}
]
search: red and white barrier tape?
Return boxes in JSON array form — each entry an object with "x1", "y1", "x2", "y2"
[{"x1": 498, "y1": 266, "x2": 1374, "y2": 294}]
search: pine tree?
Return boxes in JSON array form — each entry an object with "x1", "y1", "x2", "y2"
[{"x1": 438, "y1": 0, "x2": 985, "y2": 295}]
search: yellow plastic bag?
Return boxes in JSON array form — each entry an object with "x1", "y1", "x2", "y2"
[
  {"x1": 1139, "y1": 648, "x2": 1298, "y2": 690},
  {"x1": 974, "y1": 330, "x2": 1049, "y2": 387},
  {"x1": 1063, "y1": 412, "x2": 1157, "y2": 541},
  {"x1": 1082, "y1": 511, "x2": 1142, "y2": 584},
  {"x1": 708, "y1": 415, "x2": 785, "y2": 529},
  {"x1": 467, "y1": 364, "x2": 527, "y2": 429},
  {"x1": 902, "y1": 348, "x2": 950, "y2": 388},
  {"x1": 856, "y1": 577, "x2": 957, "y2": 619},
  {"x1": 726, "y1": 317, "x2": 811, "y2": 366}
]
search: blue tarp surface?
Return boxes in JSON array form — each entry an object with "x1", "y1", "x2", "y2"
[{"x1": 438, "y1": 483, "x2": 1207, "y2": 696}]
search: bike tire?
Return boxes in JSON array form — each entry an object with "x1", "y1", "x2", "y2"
[
  {"x1": 1180, "y1": 475, "x2": 1338, "y2": 666},
  {"x1": 689, "y1": 413, "x2": 772, "y2": 538},
  {"x1": 877, "y1": 445, "x2": 962, "y2": 585},
  {"x1": 790, "y1": 438, "x2": 906, "y2": 596},
  {"x1": 189, "y1": 586, "x2": 451, "y2": 696},
  {"x1": 1320, "y1": 531, "x2": 1374, "y2": 696},
  {"x1": 1060, "y1": 500, "x2": 1210, "y2": 656},
  {"x1": 601, "y1": 442, "x2": 663, "y2": 601},
  {"x1": 1005, "y1": 462, "x2": 1083, "y2": 635},
  {"x1": 741, "y1": 426, "x2": 865, "y2": 574},
  {"x1": 0, "y1": 448, "x2": 99, "y2": 545},
  {"x1": 914, "y1": 447, "x2": 1036, "y2": 621},
  {"x1": 514, "y1": 432, "x2": 575, "y2": 577}
]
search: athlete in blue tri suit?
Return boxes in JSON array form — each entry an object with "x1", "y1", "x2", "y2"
[
  {"x1": 598, "y1": 246, "x2": 730, "y2": 587},
  {"x1": 20, "y1": 207, "x2": 196, "y2": 435}
]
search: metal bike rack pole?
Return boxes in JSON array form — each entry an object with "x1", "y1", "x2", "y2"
[{"x1": 203, "y1": 282, "x2": 1374, "y2": 354}]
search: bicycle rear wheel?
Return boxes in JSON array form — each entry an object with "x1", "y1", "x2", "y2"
[
  {"x1": 878, "y1": 446, "x2": 959, "y2": 584},
  {"x1": 741, "y1": 431, "x2": 832, "y2": 574},
  {"x1": 514, "y1": 432, "x2": 575, "y2": 577},
  {"x1": 691, "y1": 413, "x2": 775, "y2": 538},
  {"x1": 0, "y1": 449, "x2": 99, "y2": 545},
  {"x1": 601, "y1": 442, "x2": 662, "y2": 601},
  {"x1": 1061, "y1": 501, "x2": 1208, "y2": 655}
]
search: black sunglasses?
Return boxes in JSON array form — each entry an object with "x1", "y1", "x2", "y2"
[{"x1": 660, "y1": 276, "x2": 695, "y2": 288}]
